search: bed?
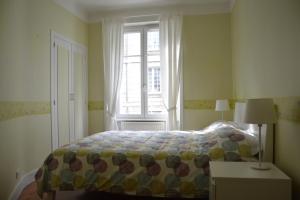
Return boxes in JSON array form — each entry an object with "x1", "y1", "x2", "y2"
[{"x1": 35, "y1": 103, "x2": 273, "y2": 200}]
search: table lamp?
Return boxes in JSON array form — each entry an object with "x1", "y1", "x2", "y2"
[
  {"x1": 215, "y1": 99, "x2": 230, "y2": 120},
  {"x1": 243, "y1": 98, "x2": 275, "y2": 170}
]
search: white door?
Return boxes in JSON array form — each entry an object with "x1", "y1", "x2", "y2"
[
  {"x1": 57, "y1": 44, "x2": 72, "y2": 146},
  {"x1": 73, "y1": 49, "x2": 88, "y2": 140},
  {"x1": 51, "y1": 31, "x2": 88, "y2": 151}
]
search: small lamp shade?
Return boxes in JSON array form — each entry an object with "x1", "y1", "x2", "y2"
[
  {"x1": 243, "y1": 98, "x2": 275, "y2": 124},
  {"x1": 234, "y1": 102, "x2": 246, "y2": 123},
  {"x1": 215, "y1": 99, "x2": 230, "y2": 111}
]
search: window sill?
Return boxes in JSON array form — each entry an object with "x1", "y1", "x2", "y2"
[{"x1": 116, "y1": 118, "x2": 166, "y2": 122}]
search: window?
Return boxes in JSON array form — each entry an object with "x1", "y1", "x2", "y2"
[{"x1": 118, "y1": 24, "x2": 165, "y2": 119}]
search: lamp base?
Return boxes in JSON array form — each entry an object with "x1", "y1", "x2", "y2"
[{"x1": 251, "y1": 163, "x2": 271, "y2": 170}]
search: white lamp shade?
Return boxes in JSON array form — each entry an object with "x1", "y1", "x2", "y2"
[
  {"x1": 243, "y1": 98, "x2": 276, "y2": 124},
  {"x1": 215, "y1": 99, "x2": 230, "y2": 111},
  {"x1": 234, "y1": 102, "x2": 246, "y2": 123}
]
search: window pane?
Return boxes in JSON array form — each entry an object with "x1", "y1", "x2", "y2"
[
  {"x1": 124, "y1": 32, "x2": 141, "y2": 56},
  {"x1": 148, "y1": 68, "x2": 153, "y2": 92},
  {"x1": 148, "y1": 92, "x2": 165, "y2": 115},
  {"x1": 148, "y1": 61, "x2": 160, "y2": 68},
  {"x1": 120, "y1": 61, "x2": 141, "y2": 115},
  {"x1": 120, "y1": 31, "x2": 142, "y2": 115},
  {"x1": 119, "y1": 27, "x2": 164, "y2": 118},
  {"x1": 147, "y1": 30, "x2": 159, "y2": 52},
  {"x1": 147, "y1": 55, "x2": 160, "y2": 62},
  {"x1": 154, "y1": 68, "x2": 160, "y2": 91},
  {"x1": 147, "y1": 29, "x2": 164, "y2": 115},
  {"x1": 124, "y1": 56, "x2": 141, "y2": 64}
]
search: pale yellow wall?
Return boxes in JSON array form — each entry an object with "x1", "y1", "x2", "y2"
[
  {"x1": 231, "y1": 0, "x2": 300, "y2": 198},
  {"x1": 183, "y1": 14, "x2": 233, "y2": 129},
  {"x1": 88, "y1": 23, "x2": 104, "y2": 134},
  {"x1": 88, "y1": 23, "x2": 104, "y2": 101},
  {"x1": 0, "y1": 0, "x2": 88, "y2": 101},
  {"x1": 0, "y1": 116, "x2": 51, "y2": 198},
  {"x1": 87, "y1": 15, "x2": 233, "y2": 131},
  {"x1": 0, "y1": 0, "x2": 88, "y2": 198}
]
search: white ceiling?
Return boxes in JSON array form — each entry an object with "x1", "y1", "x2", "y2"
[{"x1": 53, "y1": 0, "x2": 235, "y2": 22}]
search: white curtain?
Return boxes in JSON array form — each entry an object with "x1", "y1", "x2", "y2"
[
  {"x1": 102, "y1": 17, "x2": 124, "y2": 130},
  {"x1": 160, "y1": 13, "x2": 183, "y2": 130}
]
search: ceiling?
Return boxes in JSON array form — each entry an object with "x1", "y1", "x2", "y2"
[{"x1": 53, "y1": 0, "x2": 234, "y2": 22}]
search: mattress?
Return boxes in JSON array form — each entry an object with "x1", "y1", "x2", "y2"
[{"x1": 35, "y1": 121, "x2": 258, "y2": 198}]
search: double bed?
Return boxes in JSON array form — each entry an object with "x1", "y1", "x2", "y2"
[{"x1": 35, "y1": 103, "x2": 273, "y2": 199}]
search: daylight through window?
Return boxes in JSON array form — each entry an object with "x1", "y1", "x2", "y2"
[{"x1": 119, "y1": 24, "x2": 165, "y2": 119}]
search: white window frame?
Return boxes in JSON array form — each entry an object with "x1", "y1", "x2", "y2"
[{"x1": 117, "y1": 23, "x2": 166, "y2": 121}]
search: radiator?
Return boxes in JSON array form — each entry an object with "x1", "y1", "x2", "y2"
[{"x1": 119, "y1": 121, "x2": 166, "y2": 131}]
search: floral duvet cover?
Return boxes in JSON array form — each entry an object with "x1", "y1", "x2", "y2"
[{"x1": 36, "y1": 121, "x2": 258, "y2": 198}]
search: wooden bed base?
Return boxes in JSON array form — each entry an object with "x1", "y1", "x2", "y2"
[{"x1": 44, "y1": 191, "x2": 208, "y2": 200}]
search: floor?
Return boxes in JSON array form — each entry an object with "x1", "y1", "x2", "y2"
[
  {"x1": 18, "y1": 182, "x2": 83, "y2": 200},
  {"x1": 19, "y1": 182, "x2": 207, "y2": 200},
  {"x1": 18, "y1": 182, "x2": 41, "y2": 200}
]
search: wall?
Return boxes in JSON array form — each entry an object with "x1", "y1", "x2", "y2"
[
  {"x1": 183, "y1": 14, "x2": 233, "y2": 129},
  {"x1": 231, "y1": 0, "x2": 300, "y2": 199},
  {"x1": 0, "y1": 0, "x2": 88, "y2": 198},
  {"x1": 88, "y1": 23, "x2": 104, "y2": 134},
  {"x1": 87, "y1": 14, "x2": 233, "y2": 132}
]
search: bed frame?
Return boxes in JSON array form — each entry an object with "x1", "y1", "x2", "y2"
[{"x1": 46, "y1": 191, "x2": 208, "y2": 200}]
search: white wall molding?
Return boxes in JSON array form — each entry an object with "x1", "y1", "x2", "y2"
[
  {"x1": 53, "y1": 0, "x2": 89, "y2": 22},
  {"x1": 88, "y1": 3, "x2": 232, "y2": 23},
  {"x1": 53, "y1": 1, "x2": 232, "y2": 23}
]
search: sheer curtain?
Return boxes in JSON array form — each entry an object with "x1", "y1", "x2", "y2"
[
  {"x1": 160, "y1": 13, "x2": 183, "y2": 130},
  {"x1": 102, "y1": 17, "x2": 124, "y2": 130}
]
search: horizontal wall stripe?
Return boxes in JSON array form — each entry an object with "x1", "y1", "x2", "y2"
[
  {"x1": 1, "y1": 97, "x2": 298, "y2": 122},
  {"x1": 235, "y1": 97, "x2": 300, "y2": 123},
  {"x1": 0, "y1": 101, "x2": 50, "y2": 121},
  {"x1": 184, "y1": 99, "x2": 235, "y2": 110},
  {"x1": 88, "y1": 100, "x2": 104, "y2": 111},
  {"x1": 274, "y1": 97, "x2": 300, "y2": 123}
]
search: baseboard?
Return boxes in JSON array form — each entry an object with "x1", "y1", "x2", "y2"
[{"x1": 8, "y1": 168, "x2": 37, "y2": 200}]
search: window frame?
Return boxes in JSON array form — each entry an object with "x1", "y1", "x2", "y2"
[{"x1": 117, "y1": 23, "x2": 166, "y2": 121}]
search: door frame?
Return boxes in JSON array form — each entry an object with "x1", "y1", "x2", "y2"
[{"x1": 50, "y1": 30, "x2": 88, "y2": 151}]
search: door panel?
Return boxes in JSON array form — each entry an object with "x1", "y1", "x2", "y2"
[
  {"x1": 57, "y1": 45, "x2": 70, "y2": 147},
  {"x1": 74, "y1": 51, "x2": 86, "y2": 140},
  {"x1": 51, "y1": 31, "x2": 88, "y2": 151}
]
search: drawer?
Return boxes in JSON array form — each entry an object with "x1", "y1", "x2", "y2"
[{"x1": 214, "y1": 178, "x2": 291, "y2": 200}]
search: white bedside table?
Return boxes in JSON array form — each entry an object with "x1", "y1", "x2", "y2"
[{"x1": 209, "y1": 161, "x2": 291, "y2": 200}]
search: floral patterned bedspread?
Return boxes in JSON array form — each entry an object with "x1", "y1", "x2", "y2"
[{"x1": 35, "y1": 122, "x2": 258, "y2": 198}]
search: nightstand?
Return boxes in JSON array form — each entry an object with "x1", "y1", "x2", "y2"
[{"x1": 209, "y1": 161, "x2": 291, "y2": 200}]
